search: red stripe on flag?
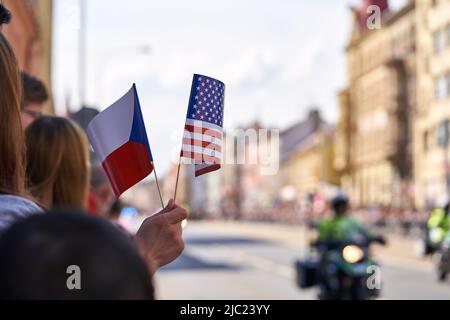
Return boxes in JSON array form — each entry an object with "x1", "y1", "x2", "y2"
[
  {"x1": 184, "y1": 124, "x2": 222, "y2": 139},
  {"x1": 195, "y1": 164, "x2": 221, "y2": 177},
  {"x1": 102, "y1": 141, "x2": 153, "y2": 197}
]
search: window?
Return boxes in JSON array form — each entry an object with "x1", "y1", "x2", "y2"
[
  {"x1": 438, "y1": 121, "x2": 450, "y2": 147},
  {"x1": 446, "y1": 72, "x2": 450, "y2": 97},
  {"x1": 435, "y1": 75, "x2": 447, "y2": 100},
  {"x1": 447, "y1": 24, "x2": 450, "y2": 45},
  {"x1": 434, "y1": 29, "x2": 446, "y2": 53}
]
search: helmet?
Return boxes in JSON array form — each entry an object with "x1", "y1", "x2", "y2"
[{"x1": 331, "y1": 192, "x2": 349, "y2": 211}]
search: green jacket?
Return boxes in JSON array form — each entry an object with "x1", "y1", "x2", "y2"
[
  {"x1": 318, "y1": 215, "x2": 370, "y2": 242},
  {"x1": 427, "y1": 208, "x2": 450, "y2": 231}
]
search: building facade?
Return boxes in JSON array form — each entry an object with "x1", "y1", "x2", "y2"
[
  {"x1": 414, "y1": 0, "x2": 450, "y2": 209},
  {"x1": 337, "y1": 0, "x2": 416, "y2": 208},
  {"x1": 280, "y1": 110, "x2": 337, "y2": 199}
]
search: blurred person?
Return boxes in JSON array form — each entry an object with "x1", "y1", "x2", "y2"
[
  {"x1": 0, "y1": 209, "x2": 154, "y2": 300},
  {"x1": 0, "y1": 11, "x2": 186, "y2": 272},
  {"x1": 25, "y1": 116, "x2": 186, "y2": 274},
  {"x1": 25, "y1": 116, "x2": 90, "y2": 210},
  {"x1": 423, "y1": 196, "x2": 450, "y2": 255},
  {"x1": 317, "y1": 193, "x2": 379, "y2": 243},
  {"x1": 88, "y1": 163, "x2": 114, "y2": 217},
  {"x1": 0, "y1": 21, "x2": 43, "y2": 232},
  {"x1": 20, "y1": 72, "x2": 49, "y2": 129},
  {"x1": 311, "y1": 193, "x2": 385, "y2": 300},
  {"x1": 0, "y1": 4, "x2": 11, "y2": 32},
  {"x1": 108, "y1": 199, "x2": 124, "y2": 222}
]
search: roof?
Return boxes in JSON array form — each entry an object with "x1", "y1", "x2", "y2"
[{"x1": 280, "y1": 111, "x2": 331, "y2": 162}]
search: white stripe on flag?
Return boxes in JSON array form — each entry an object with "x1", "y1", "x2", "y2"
[
  {"x1": 182, "y1": 144, "x2": 223, "y2": 159},
  {"x1": 183, "y1": 130, "x2": 222, "y2": 146},
  {"x1": 86, "y1": 86, "x2": 135, "y2": 162}
]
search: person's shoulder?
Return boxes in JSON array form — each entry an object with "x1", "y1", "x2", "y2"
[
  {"x1": 0, "y1": 194, "x2": 42, "y2": 211},
  {"x1": 0, "y1": 195, "x2": 43, "y2": 232},
  {"x1": 344, "y1": 215, "x2": 363, "y2": 226},
  {"x1": 318, "y1": 217, "x2": 331, "y2": 227}
]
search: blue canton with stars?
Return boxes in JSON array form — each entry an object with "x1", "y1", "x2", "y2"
[{"x1": 187, "y1": 74, "x2": 225, "y2": 127}]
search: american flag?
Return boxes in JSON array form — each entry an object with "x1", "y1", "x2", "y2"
[{"x1": 181, "y1": 74, "x2": 225, "y2": 177}]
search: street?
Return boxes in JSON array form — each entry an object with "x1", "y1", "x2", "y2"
[{"x1": 155, "y1": 221, "x2": 450, "y2": 300}]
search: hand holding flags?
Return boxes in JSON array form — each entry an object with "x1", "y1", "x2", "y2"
[
  {"x1": 86, "y1": 84, "x2": 164, "y2": 206},
  {"x1": 85, "y1": 75, "x2": 225, "y2": 206},
  {"x1": 174, "y1": 74, "x2": 226, "y2": 200}
]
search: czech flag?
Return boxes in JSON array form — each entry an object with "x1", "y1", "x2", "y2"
[{"x1": 87, "y1": 84, "x2": 153, "y2": 197}]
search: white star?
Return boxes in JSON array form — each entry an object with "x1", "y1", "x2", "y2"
[
  {"x1": 197, "y1": 110, "x2": 201, "y2": 114},
  {"x1": 200, "y1": 92, "x2": 204, "y2": 96},
  {"x1": 210, "y1": 100, "x2": 214, "y2": 104},
  {"x1": 206, "y1": 79, "x2": 209, "y2": 83},
  {"x1": 192, "y1": 114, "x2": 196, "y2": 118},
  {"x1": 202, "y1": 83, "x2": 205, "y2": 87},
  {"x1": 193, "y1": 105, "x2": 197, "y2": 109},
  {"x1": 210, "y1": 108, "x2": 213, "y2": 112},
  {"x1": 200, "y1": 116, "x2": 204, "y2": 119},
  {"x1": 196, "y1": 87, "x2": 200, "y2": 90},
  {"x1": 202, "y1": 107, "x2": 206, "y2": 110},
  {"x1": 206, "y1": 103, "x2": 210, "y2": 107},
  {"x1": 209, "y1": 85, "x2": 212, "y2": 89},
  {"x1": 214, "y1": 120, "x2": 218, "y2": 124},
  {"x1": 195, "y1": 96, "x2": 198, "y2": 100},
  {"x1": 208, "y1": 94, "x2": 211, "y2": 98},
  {"x1": 205, "y1": 112, "x2": 209, "y2": 116},
  {"x1": 208, "y1": 117, "x2": 212, "y2": 121},
  {"x1": 203, "y1": 98, "x2": 207, "y2": 101}
]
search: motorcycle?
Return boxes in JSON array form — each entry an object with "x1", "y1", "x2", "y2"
[
  {"x1": 435, "y1": 232, "x2": 450, "y2": 282},
  {"x1": 416, "y1": 227, "x2": 446, "y2": 257},
  {"x1": 296, "y1": 230, "x2": 385, "y2": 300}
]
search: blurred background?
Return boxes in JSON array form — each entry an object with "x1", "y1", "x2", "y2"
[{"x1": 4, "y1": 0, "x2": 450, "y2": 299}]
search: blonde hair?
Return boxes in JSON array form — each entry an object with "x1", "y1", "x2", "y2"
[
  {"x1": 0, "y1": 33, "x2": 26, "y2": 196},
  {"x1": 25, "y1": 116, "x2": 90, "y2": 209}
]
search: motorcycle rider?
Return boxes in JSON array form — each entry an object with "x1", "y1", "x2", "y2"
[
  {"x1": 426, "y1": 196, "x2": 450, "y2": 254},
  {"x1": 317, "y1": 193, "x2": 375, "y2": 244},
  {"x1": 314, "y1": 193, "x2": 385, "y2": 299}
]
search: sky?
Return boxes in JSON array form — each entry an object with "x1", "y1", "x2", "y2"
[{"x1": 52, "y1": 0, "x2": 406, "y2": 175}]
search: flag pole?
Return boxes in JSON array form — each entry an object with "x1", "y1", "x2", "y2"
[
  {"x1": 173, "y1": 158, "x2": 182, "y2": 202},
  {"x1": 152, "y1": 162, "x2": 165, "y2": 209}
]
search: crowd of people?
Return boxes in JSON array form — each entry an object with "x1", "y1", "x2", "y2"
[{"x1": 0, "y1": 5, "x2": 187, "y2": 300}]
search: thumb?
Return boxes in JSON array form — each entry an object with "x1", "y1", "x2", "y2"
[
  {"x1": 165, "y1": 206, "x2": 188, "y2": 225},
  {"x1": 163, "y1": 199, "x2": 175, "y2": 211}
]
